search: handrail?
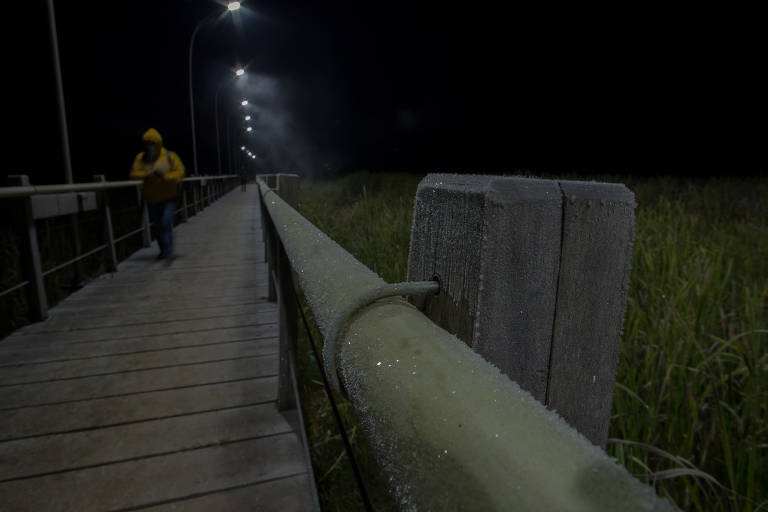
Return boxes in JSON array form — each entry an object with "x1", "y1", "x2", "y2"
[
  {"x1": 1, "y1": 174, "x2": 241, "y2": 321},
  {"x1": 258, "y1": 177, "x2": 673, "y2": 511},
  {"x1": 0, "y1": 175, "x2": 239, "y2": 199}
]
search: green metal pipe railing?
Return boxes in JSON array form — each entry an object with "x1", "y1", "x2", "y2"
[{"x1": 258, "y1": 178, "x2": 674, "y2": 511}]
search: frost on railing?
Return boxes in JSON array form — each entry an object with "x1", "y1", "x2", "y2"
[{"x1": 258, "y1": 176, "x2": 673, "y2": 512}]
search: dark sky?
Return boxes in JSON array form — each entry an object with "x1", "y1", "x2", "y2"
[{"x1": 10, "y1": 1, "x2": 766, "y2": 184}]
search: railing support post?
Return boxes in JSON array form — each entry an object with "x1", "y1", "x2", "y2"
[
  {"x1": 408, "y1": 174, "x2": 636, "y2": 447},
  {"x1": 181, "y1": 184, "x2": 189, "y2": 223},
  {"x1": 276, "y1": 242, "x2": 298, "y2": 410},
  {"x1": 266, "y1": 207, "x2": 277, "y2": 302},
  {"x1": 137, "y1": 187, "x2": 151, "y2": 248},
  {"x1": 93, "y1": 175, "x2": 117, "y2": 272},
  {"x1": 7, "y1": 175, "x2": 48, "y2": 321},
  {"x1": 277, "y1": 174, "x2": 300, "y2": 209},
  {"x1": 191, "y1": 182, "x2": 199, "y2": 216}
]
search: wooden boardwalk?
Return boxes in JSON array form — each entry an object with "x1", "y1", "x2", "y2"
[{"x1": 0, "y1": 188, "x2": 316, "y2": 511}]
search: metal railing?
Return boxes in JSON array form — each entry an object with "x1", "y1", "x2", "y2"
[
  {"x1": 1, "y1": 174, "x2": 240, "y2": 321},
  {"x1": 258, "y1": 176, "x2": 675, "y2": 511}
]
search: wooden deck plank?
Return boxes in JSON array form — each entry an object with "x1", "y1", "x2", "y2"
[
  {"x1": 0, "y1": 377, "x2": 279, "y2": 441},
  {"x1": 16, "y1": 302, "x2": 274, "y2": 333},
  {"x1": 0, "y1": 403, "x2": 293, "y2": 482},
  {"x1": 1, "y1": 312, "x2": 274, "y2": 345},
  {"x1": 141, "y1": 474, "x2": 315, "y2": 511},
  {"x1": 48, "y1": 292, "x2": 269, "y2": 316},
  {"x1": 0, "y1": 188, "x2": 315, "y2": 510},
  {"x1": 0, "y1": 356, "x2": 277, "y2": 409},
  {"x1": 0, "y1": 434, "x2": 307, "y2": 512},
  {"x1": 0, "y1": 338, "x2": 277, "y2": 386},
  {"x1": 47, "y1": 294, "x2": 267, "y2": 317},
  {"x1": 0, "y1": 324, "x2": 277, "y2": 365}
]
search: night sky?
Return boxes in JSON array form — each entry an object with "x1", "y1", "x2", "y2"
[{"x1": 10, "y1": 1, "x2": 766, "y2": 185}]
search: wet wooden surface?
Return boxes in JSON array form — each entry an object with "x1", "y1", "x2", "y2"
[{"x1": 0, "y1": 188, "x2": 315, "y2": 511}]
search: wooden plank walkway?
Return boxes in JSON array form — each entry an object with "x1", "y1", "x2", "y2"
[{"x1": 0, "y1": 187, "x2": 317, "y2": 511}]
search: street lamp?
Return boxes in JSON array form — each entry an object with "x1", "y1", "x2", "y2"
[
  {"x1": 215, "y1": 67, "x2": 245, "y2": 175},
  {"x1": 188, "y1": 1, "x2": 241, "y2": 176}
]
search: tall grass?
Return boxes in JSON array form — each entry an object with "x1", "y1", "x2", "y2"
[{"x1": 295, "y1": 171, "x2": 767, "y2": 511}]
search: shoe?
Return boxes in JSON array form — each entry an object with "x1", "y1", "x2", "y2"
[{"x1": 157, "y1": 252, "x2": 168, "y2": 260}]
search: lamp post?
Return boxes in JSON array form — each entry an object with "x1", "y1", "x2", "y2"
[
  {"x1": 215, "y1": 68, "x2": 245, "y2": 175},
  {"x1": 188, "y1": 1, "x2": 241, "y2": 176}
]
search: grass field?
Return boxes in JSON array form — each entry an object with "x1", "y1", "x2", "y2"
[{"x1": 294, "y1": 171, "x2": 767, "y2": 511}]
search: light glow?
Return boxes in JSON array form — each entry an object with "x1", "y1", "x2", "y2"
[{"x1": 227, "y1": 2, "x2": 241, "y2": 12}]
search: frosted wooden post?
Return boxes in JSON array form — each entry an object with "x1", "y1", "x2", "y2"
[
  {"x1": 7, "y1": 175, "x2": 48, "y2": 321},
  {"x1": 407, "y1": 174, "x2": 636, "y2": 447},
  {"x1": 277, "y1": 174, "x2": 300, "y2": 209},
  {"x1": 93, "y1": 175, "x2": 117, "y2": 272}
]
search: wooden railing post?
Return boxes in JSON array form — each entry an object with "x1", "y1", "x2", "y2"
[
  {"x1": 276, "y1": 242, "x2": 298, "y2": 410},
  {"x1": 137, "y1": 186, "x2": 151, "y2": 248},
  {"x1": 259, "y1": 186, "x2": 268, "y2": 263},
  {"x1": 191, "y1": 182, "x2": 199, "y2": 216},
  {"x1": 7, "y1": 175, "x2": 48, "y2": 321},
  {"x1": 180, "y1": 184, "x2": 189, "y2": 222},
  {"x1": 93, "y1": 175, "x2": 117, "y2": 272},
  {"x1": 265, "y1": 205, "x2": 277, "y2": 302},
  {"x1": 277, "y1": 174, "x2": 300, "y2": 209},
  {"x1": 407, "y1": 174, "x2": 636, "y2": 448}
]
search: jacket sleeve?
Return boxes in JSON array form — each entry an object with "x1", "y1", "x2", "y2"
[
  {"x1": 129, "y1": 153, "x2": 148, "y2": 180},
  {"x1": 164, "y1": 151, "x2": 186, "y2": 181}
]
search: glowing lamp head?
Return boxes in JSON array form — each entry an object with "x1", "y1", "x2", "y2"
[
  {"x1": 235, "y1": 68, "x2": 245, "y2": 77},
  {"x1": 227, "y1": 2, "x2": 241, "y2": 12}
]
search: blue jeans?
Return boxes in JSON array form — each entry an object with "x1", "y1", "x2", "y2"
[{"x1": 148, "y1": 200, "x2": 176, "y2": 256}]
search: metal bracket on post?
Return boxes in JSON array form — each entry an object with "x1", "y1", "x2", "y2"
[
  {"x1": 93, "y1": 175, "x2": 117, "y2": 272},
  {"x1": 7, "y1": 175, "x2": 48, "y2": 321}
]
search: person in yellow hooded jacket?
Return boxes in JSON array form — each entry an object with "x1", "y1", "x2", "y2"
[{"x1": 130, "y1": 128, "x2": 186, "y2": 259}]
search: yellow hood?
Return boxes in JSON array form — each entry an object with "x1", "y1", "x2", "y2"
[{"x1": 142, "y1": 128, "x2": 163, "y2": 145}]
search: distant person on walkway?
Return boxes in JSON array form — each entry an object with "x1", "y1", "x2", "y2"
[
  {"x1": 130, "y1": 128, "x2": 185, "y2": 259},
  {"x1": 240, "y1": 172, "x2": 248, "y2": 191}
]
